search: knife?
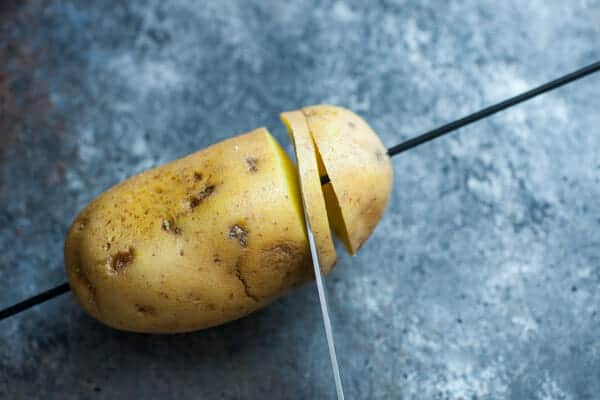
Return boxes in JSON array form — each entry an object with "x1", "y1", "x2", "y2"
[{"x1": 301, "y1": 201, "x2": 345, "y2": 400}]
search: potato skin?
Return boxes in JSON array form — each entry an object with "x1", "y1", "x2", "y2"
[
  {"x1": 65, "y1": 128, "x2": 312, "y2": 333},
  {"x1": 303, "y1": 105, "x2": 393, "y2": 254}
]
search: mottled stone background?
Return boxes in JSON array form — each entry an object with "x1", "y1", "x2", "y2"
[{"x1": 1, "y1": 1, "x2": 599, "y2": 399}]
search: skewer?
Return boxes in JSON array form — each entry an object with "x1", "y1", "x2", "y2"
[
  {"x1": 386, "y1": 60, "x2": 600, "y2": 157},
  {"x1": 2, "y1": 60, "x2": 599, "y2": 322},
  {"x1": 0, "y1": 283, "x2": 70, "y2": 320},
  {"x1": 321, "y1": 60, "x2": 600, "y2": 184}
]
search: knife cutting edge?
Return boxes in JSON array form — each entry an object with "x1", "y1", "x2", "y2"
[{"x1": 302, "y1": 202, "x2": 345, "y2": 400}]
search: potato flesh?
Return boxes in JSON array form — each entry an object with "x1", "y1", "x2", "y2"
[
  {"x1": 303, "y1": 105, "x2": 393, "y2": 254},
  {"x1": 317, "y1": 152, "x2": 352, "y2": 253},
  {"x1": 281, "y1": 111, "x2": 337, "y2": 275},
  {"x1": 65, "y1": 128, "x2": 311, "y2": 333}
]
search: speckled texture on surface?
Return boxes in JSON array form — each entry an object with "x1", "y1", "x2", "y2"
[{"x1": 1, "y1": 1, "x2": 599, "y2": 399}]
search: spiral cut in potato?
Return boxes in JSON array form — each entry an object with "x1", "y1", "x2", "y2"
[{"x1": 65, "y1": 106, "x2": 392, "y2": 333}]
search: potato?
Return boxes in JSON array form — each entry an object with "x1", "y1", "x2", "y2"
[
  {"x1": 65, "y1": 106, "x2": 393, "y2": 333},
  {"x1": 302, "y1": 105, "x2": 393, "y2": 254},
  {"x1": 281, "y1": 111, "x2": 337, "y2": 275},
  {"x1": 65, "y1": 128, "x2": 312, "y2": 333}
]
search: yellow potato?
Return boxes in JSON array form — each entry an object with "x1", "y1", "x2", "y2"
[
  {"x1": 65, "y1": 128, "x2": 312, "y2": 333},
  {"x1": 302, "y1": 105, "x2": 393, "y2": 254},
  {"x1": 281, "y1": 111, "x2": 337, "y2": 275},
  {"x1": 64, "y1": 106, "x2": 393, "y2": 333}
]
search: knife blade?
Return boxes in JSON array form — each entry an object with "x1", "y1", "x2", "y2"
[{"x1": 302, "y1": 204, "x2": 345, "y2": 400}]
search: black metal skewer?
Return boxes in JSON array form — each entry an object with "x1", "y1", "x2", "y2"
[
  {"x1": 2, "y1": 60, "x2": 599, "y2": 322},
  {"x1": 0, "y1": 283, "x2": 70, "y2": 320},
  {"x1": 386, "y1": 60, "x2": 600, "y2": 157}
]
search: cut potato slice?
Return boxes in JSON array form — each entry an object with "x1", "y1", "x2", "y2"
[
  {"x1": 281, "y1": 111, "x2": 337, "y2": 275},
  {"x1": 302, "y1": 105, "x2": 393, "y2": 254}
]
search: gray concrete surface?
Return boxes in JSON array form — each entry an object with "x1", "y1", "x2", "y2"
[{"x1": 1, "y1": 1, "x2": 599, "y2": 399}]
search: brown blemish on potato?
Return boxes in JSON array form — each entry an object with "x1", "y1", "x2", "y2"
[
  {"x1": 158, "y1": 291, "x2": 170, "y2": 300},
  {"x1": 360, "y1": 196, "x2": 379, "y2": 219},
  {"x1": 245, "y1": 156, "x2": 259, "y2": 173},
  {"x1": 102, "y1": 242, "x2": 111, "y2": 251},
  {"x1": 182, "y1": 292, "x2": 205, "y2": 305},
  {"x1": 348, "y1": 121, "x2": 356, "y2": 128},
  {"x1": 135, "y1": 304, "x2": 156, "y2": 316},
  {"x1": 263, "y1": 242, "x2": 302, "y2": 264},
  {"x1": 107, "y1": 247, "x2": 135, "y2": 273},
  {"x1": 189, "y1": 197, "x2": 200, "y2": 208},
  {"x1": 193, "y1": 171, "x2": 203, "y2": 181},
  {"x1": 179, "y1": 249, "x2": 184, "y2": 256},
  {"x1": 375, "y1": 150, "x2": 385, "y2": 162},
  {"x1": 262, "y1": 241, "x2": 312, "y2": 283},
  {"x1": 213, "y1": 254, "x2": 221, "y2": 263},
  {"x1": 161, "y1": 217, "x2": 182, "y2": 234},
  {"x1": 273, "y1": 243, "x2": 294, "y2": 255},
  {"x1": 189, "y1": 184, "x2": 215, "y2": 209},
  {"x1": 207, "y1": 303, "x2": 217, "y2": 311},
  {"x1": 233, "y1": 259, "x2": 258, "y2": 302},
  {"x1": 228, "y1": 224, "x2": 248, "y2": 247},
  {"x1": 74, "y1": 266, "x2": 96, "y2": 307},
  {"x1": 75, "y1": 217, "x2": 89, "y2": 232}
]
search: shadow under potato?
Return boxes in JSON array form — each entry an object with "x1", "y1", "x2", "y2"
[{"x1": 5, "y1": 283, "x2": 322, "y2": 398}]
